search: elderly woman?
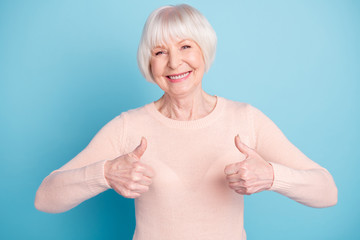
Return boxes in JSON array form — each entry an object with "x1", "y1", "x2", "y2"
[{"x1": 35, "y1": 4, "x2": 337, "y2": 240}]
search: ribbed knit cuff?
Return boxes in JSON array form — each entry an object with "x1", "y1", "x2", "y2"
[
  {"x1": 269, "y1": 162, "x2": 292, "y2": 193},
  {"x1": 85, "y1": 160, "x2": 111, "y2": 194}
]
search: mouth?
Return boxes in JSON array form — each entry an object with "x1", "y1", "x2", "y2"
[{"x1": 166, "y1": 71, "x2": 192, "y2": 82}]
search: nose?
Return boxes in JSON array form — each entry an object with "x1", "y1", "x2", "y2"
[{"x1": 167, "y1": 50, "x2": 181, "y2": 69}]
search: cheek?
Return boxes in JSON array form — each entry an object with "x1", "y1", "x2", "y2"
[
  {"x1": 188, "y1": 52, "x2": 205, "y2": 70},
  {"x1": 150, "y1": 60, "x2": 161, "y2": 77}
]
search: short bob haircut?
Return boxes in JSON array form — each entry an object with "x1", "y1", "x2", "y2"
[{"x1": 137, "y1": 4, "x2": 217, "y2": 83}]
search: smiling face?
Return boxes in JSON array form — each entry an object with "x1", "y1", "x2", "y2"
[{"x1": 150, "y1": 38, "x2": 206, "y2": 98}]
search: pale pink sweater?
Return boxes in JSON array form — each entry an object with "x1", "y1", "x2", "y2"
[{"x1": 35, "y1": 97, "x2": 337, "y2": 240}]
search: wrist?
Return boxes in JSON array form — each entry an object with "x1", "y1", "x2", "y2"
[
  {"x1": 267, "y1": 162, "x2": 274, "y2": 189},
  {"x1": 104, "y1": 160, "x2": 112, "y2": 186}
]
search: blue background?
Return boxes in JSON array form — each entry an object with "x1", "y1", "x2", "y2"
[{"x1": 1, "y1": 0, "x2": 359, "y2": 239}]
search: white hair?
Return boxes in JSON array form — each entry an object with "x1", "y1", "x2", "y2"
[{"x1": 137, "y1": 4, "x2": 217, "y2": 83}]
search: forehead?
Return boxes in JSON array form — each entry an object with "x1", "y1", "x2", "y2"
[
  {"x1": 149, "y1": 19, "x2": 195, "y2": 49},
  {"x1": 152, "y1": 38, "x2": 194, "y2": 49}
]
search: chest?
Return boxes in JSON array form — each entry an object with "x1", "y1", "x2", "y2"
[{"x1": 141, "y1": 128, "x2": 250, "y2": 194}]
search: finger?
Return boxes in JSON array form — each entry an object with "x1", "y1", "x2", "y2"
[
  {"x1": 138, "y1": 176, "x2": 152, "y2": 186},
  {"x1": 235, "y1": 188, "x2": 252, "y2": 195},
  {"x1": 126, "y1": 183, "x2": 149, "y2": 193},
  {"x1": 229, "y1": 182, "x2": 246, "y2": 191},
  {"x1": 224, "y1": 163, "x2": 240, "y2": 175},
  {"x1": 132, "y1": 162, "x2": 155, "y2": 178},
  {"x1": 131, "y1": 137, "x2": 147, "y2": 160},
  {"x1": 228, "y1": 178, "x2": 254, "y2": 189},
  {"x1": 124, "y1": 191, "x2": 141, "y2": 199},
  {"x1": 234, "y1": 135, "x2": 253, "y2": 158},
  {"x1": 113, "y1": 187, "x2": 140, "y2": 199},
  {"x1": 130, "y1": 171, "x2": 152, "y2": 185},
  {"x1": 133, "y1": 184, "x2": 150, "y2": 194},
  {"x1": 133, "y1": 162, "x2": 146, "y2": 172},
  {"x1": 130, "y1": 171, "x2": 143, "y2": 182},
  {"x1": 127, "y1": 192, "x2": 141, "y2": 198},
  {"x1": 226, "y1": 173, "x2": 245, "y2": 183},
  {"x1": 143, "y1": 166, "x2": 155, "y2": 178}
]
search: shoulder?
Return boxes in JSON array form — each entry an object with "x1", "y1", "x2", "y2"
[
  {"x1": 100, "y1": 103, "x2": 151, "y2": 130},
  {"x1": 219, "y1": 97, "x2": 272, "y2": 126},
  {"x1": 220, "y1": 97, "x2": 258, "y2": 115},
  {"x1": 95, "y1": 103, "x2": 152, "y2": 152},
  {"x1": 119, "y1": 103, "x2": 153, "y2": 124}
]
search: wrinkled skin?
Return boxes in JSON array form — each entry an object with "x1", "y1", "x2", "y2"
[
  {"x1": 224, "y1": 135, "x2": 274, "y2": 195},
  {"x1": 104, "y1": 137, "x2": 155, "y2": 198}
]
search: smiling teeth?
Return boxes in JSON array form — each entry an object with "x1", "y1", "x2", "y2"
[{"x1": 168, "y1": 72, "x2": 189, "y2": 80}]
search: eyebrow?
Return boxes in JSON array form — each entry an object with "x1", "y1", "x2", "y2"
[
  {"x1": 151, "y1": 38, "x2": 194, "y2": 51},
  {"x1": 178, "y1": 39, "x2": 191, "y2": 44},
  {"x1": 153, "y1": 39, "x2": 192, "y2": 48},
  {"x1": 153, "y1": 45, "x2": 166, "y2": 49}
]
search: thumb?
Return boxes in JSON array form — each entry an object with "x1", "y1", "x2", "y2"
[
  {"x1": 131, "y1": 137, "x2": 147, "y2": 160},
  {"x1": 234, "y1": 135, "x2": 252, "y2": 158}
]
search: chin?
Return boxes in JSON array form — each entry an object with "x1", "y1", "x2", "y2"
[{"x1": 167, "y1": 82, "x2": 202, "y2": 97}]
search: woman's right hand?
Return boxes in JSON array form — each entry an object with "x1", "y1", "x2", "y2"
[{"x1": 104, "y1": 137, "x2": 155, "y2": 198}]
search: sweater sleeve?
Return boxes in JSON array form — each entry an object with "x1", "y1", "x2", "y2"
[
  {"x1": 249, "y1": 105, "x2": 337, "y2": 208},
  {"x1": 34, "y1": 114, "x2": 127, "y2": 213}
]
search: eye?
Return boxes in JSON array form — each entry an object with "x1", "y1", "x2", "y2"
[
  {"x1": 155, "y1": 51, "x2": 164, "y2": 56},
  {"x1": 181, "y1": 45, "x2": 191, "y2": 50},
  {"x1": 153, "y1": 47, "x2": 167, "y2": 56}
]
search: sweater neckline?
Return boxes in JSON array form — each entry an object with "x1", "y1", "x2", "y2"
[{"x1": 145, "y1": 96, "x2": 224, "y2": 129}]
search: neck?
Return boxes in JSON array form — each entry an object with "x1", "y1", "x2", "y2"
[{"x1": 154, "y1": 90, "x2": 217, "y2": 121}]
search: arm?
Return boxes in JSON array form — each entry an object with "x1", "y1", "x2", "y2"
[
  {"x1": 34, "y1": 115, "x2": 125, "y2": 213},
  {"x1": 250, "y1": 105, "x2": 338, "y2": 208}
]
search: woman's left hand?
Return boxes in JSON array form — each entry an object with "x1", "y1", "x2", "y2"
[{"x1": 224, "y1": 135, "x2": 274, "y2": 195}]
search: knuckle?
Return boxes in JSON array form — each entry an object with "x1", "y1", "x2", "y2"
[
  {"x1": 132, "y1": 162, "x2": 145, "y2": 171},
  {"x1": 144, "y1": 179, "x2": 152, "y2": 186},
  {"x1": 116, "y1": 187, "x2": 140, "y2": 199},
  {"x1": 130, "y1": 172, "x2": 141, "y2": 182},
  {"x1": 126, "y1": 182, "x2": 137, "y2": 191},
  {"x1": 228, "y1": 174, "x2": 238, "y2": 181},
  {"x1": 244, "y1": 187, "x2": 253, "y2": 195},
  {"x1": 242, "y1": 180, "x2": 250, "y2": 188},
  {"x1": 124, "y1": 190, "x2": 137, "y2": 198},
  {"x1": 240, "y1": 171, "x2": 249, "y2": 179},
  {"x1": 235, "y1": 189, "x2": 244, "y2": 195},
  {"x1": 122, "y1": 189, "x2": 132, "y2": 198},
  {"x1": 246, "y1": 191, "x2": 253, "y2": 195},
  {"x1": 242, "y1": 162, "x2": 250, "y2": 169}
]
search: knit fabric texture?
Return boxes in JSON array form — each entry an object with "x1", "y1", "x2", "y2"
[{"x1": 35, "y1": 96, "x2": 337, "y2": 240}]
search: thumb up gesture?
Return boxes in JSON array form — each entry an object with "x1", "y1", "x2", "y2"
[
  {"x1": 224, "y1": 135, "x2": 274, "y2": 195},
  {"x1": 105, "y1": 137, "x2": 155, "y2": 198}
]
